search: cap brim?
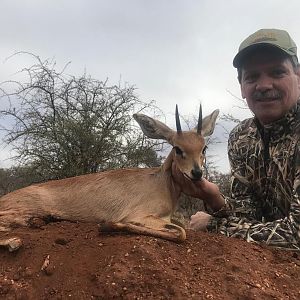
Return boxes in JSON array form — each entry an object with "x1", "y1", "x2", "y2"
[{"x1": 233, "y1": 43, "x2": 292, "y2": 68}]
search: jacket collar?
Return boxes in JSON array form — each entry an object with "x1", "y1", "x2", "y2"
[{"x1": 253, "y1": 100, "x2": 299, "y2": 142}]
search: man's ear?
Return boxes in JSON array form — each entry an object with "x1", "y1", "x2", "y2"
[
  {"x1": 241, "y1": 88, "x2": 246, "y2": 99},
  {"x1": 239, "y1": 69, "x2": 246, "y2": 99},
  {"x1": 240, "y1": 82, "x2": 246, "y2": 99},
  {"x1": 295, "y1": 65, "x2": 300, "y2": 89}
]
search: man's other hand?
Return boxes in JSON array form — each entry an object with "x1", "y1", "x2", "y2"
[{"x1": 189, "y1": 211, "x2": 212, "y2": 231}]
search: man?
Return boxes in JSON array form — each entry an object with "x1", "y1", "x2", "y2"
[{"x1": 181, "y1": 29, "x2": 300, "y2": 250}]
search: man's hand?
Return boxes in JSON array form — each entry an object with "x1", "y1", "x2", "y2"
[
  {"x1": 171, "y1": 162, "x2": 225, "y2": 211},
  {"x1": 189, "y1": 211, "x2": 212, "y2": 231}
]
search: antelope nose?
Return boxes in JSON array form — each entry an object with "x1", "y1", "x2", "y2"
[{"x1": 191, "y1": 167, "x2": 202, "y2": 180}]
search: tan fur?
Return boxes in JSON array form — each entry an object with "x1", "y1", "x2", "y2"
[{"x1": 0, "y1": 108, "x2": 219, "y2": 249}]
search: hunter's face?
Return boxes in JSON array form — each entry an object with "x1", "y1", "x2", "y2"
[{"x1": 240, "y1": 52, "x2": 300, "y2": 124}]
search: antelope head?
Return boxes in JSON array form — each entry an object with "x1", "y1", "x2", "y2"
[{"x1": 133, "y1": 105, "x2": 219, "y2": 181}]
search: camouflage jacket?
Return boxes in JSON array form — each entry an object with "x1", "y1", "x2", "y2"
[{"x1": 208, "y1": 100, "x2": 300, "y2": 250}]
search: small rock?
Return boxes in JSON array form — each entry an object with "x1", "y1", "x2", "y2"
[{"x1": 55, "y1": 238, "x2": 69, "y2": 245}]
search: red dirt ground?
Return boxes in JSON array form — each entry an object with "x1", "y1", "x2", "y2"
[{"x1": 0, "y1": 221, "x2": 300, "y2": 300}]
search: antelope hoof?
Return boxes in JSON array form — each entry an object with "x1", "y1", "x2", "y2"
[
  {"x1": 164, "y1": 224, "x2": 186, "y2": 241},
  {"x1": 0, "y1": 237, "x2": 23, "y2": 252}
]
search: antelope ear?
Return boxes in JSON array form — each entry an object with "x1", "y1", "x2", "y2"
[
  {"x1": 199, "y1": 109, "x2": 219, "y2": 137},
  {"x1": 133, "y1": 114, "x2": 175, "y2": 142}
]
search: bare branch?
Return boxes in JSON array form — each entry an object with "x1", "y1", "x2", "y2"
[{"x1": 0, "y1": 53, "x2": 162, "y2": 180}]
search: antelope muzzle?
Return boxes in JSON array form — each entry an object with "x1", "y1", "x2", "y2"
[{"x1": 191, "y1": 165, "x2": 203, "y2": 181}]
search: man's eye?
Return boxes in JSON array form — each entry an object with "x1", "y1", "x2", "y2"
[
  {"x1": 202, "y1": 145, "x2": 208, "y2": 154},
  {"x1": 174, "y1": 146, "x2": 183, "y2": 156},
  {"x1": 244, "y1": 74, "x2": 257, "y2": 83},
  {"x1": 272, "y1": 69, "x2": 286, "y2": 77}
]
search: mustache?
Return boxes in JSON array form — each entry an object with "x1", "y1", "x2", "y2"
[{"x1": 252, "y1": 90, "x2": 281, "y2": 101}]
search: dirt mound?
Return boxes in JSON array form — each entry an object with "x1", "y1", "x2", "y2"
[{"x1": 0, "y1": 221, "x2": 299, "y2": 299}]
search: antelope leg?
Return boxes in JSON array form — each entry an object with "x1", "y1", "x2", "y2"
[{"x1": 99, "y1": 216, "x2": 186, "y2": 242}]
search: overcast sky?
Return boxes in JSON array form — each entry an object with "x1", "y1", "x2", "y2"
[{"x1": 1, "y1": 0, "x2": 300, "y2": 172}]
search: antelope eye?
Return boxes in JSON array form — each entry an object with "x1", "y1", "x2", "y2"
[
  {"x1": 174, "y1": 146, "x2": 183, "y2": 156},
  {"x1": 202, "y1": 145, "x2": 208, "y2": 154}
]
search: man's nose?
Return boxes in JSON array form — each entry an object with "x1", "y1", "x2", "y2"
[{"x1": 256, "y1": 75, "x2": 273, "y2": 91}]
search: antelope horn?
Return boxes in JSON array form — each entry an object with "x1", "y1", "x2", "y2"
[
  {"x1": 175, "y1": 104, "x2": 182, "y2": 134},
  {"x1": 197, "y1": 104, "x2": 202, "y2": 135}
]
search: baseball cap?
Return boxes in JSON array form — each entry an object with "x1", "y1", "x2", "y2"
[{"x1": 233, "y1": 29, "x2": 298, "y2": 68}]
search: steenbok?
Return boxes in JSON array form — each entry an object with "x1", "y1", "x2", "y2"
[{"x1": 0, "y1": 105, "x2": 219, "y2": 251}]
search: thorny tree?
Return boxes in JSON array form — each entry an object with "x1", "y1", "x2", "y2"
[{"x1": 0, "y1": 53, "x2": 162, "y2": 180}]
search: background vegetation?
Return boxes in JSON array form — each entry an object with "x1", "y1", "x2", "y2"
[{"x1": 0, "y1": 53, "x2": 232, "y2": 219}]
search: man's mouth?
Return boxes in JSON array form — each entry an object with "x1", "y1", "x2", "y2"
[{"x1": 256, "y1": 97, "x2": 280, "y2": 102}]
